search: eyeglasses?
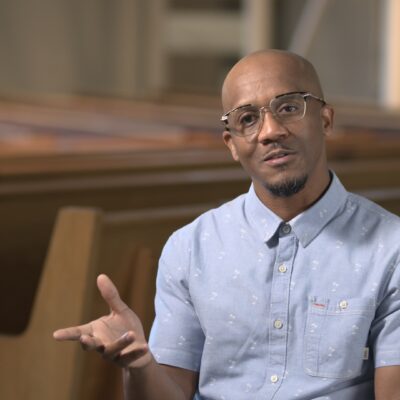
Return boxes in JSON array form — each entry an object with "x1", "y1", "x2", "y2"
[{"x1": 220, "y1": 91, "x2": 326, "y2": 137}]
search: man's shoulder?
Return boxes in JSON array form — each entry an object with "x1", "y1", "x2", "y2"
[
  {"x1": 346, "y1": 191, "x2": 400, "y2": 223},
  {"x1": 342, "y1": 191, "x2": 400, "y2": 241},
  {"x1": 160, "y1": 192, "x2": 248, "y2": 261},
  {"x1": 172, "y1": 191, "x2": 248, "y2": 238}
]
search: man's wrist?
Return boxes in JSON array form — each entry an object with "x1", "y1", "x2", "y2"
[{"x1": 124, "y1": 351, "x2": 154, "y2": 372}]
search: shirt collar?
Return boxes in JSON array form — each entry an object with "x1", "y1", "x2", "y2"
[
  {"x1": 244, "y1": 184, "x2": 284, "y2": 243},
  {"x1": 244, "y1": 173, "x2": 348, "y2": 247}
]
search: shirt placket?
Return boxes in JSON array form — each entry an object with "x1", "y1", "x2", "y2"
[{"x1": 267, "y1": 223, "x2": 297, "y2": 397}]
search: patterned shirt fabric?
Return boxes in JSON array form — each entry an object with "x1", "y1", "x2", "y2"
[{"x1": 149, "y1": 173, "x2": 400, "y2": 400}]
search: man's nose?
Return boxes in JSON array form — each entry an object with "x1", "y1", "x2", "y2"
[{"x1": 257, "y1": 110, "x2": 289, "y2": 142}]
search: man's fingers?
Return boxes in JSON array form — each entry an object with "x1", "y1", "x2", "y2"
[
  {"x1": 79, "y1": 331, "x2": 149, "y2": 368},
  {"x1": 102, "y1": 331, "x2": 135, "y2": 359},
  {"x1": 97, "y1": 274, "x2": 129, "y2": 314},
  {"x1": 80, "y1": 334, "x2": 105, "y2": 352},
  {"x1": 53, "y1": 323, "x2": 92, "y2": 341}
]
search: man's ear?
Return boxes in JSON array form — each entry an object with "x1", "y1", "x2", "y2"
[
  {"x1": 222, "y1": 130, "x2": 240, "y2": 162},
  {"x1": 321, "y1": 105, "x2": 334, "y2": 137}
]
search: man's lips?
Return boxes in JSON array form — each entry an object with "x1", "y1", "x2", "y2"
[
  {"x1": 263, "y1": 149, "x2": 296, "y2": 167},
  {"x1": 262, "y1": 149, "x2": 296, "y2": 166}
]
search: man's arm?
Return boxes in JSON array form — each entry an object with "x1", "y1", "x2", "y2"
[
  {"x1": 375, "y1": 366, "x2": 400, "y2": 400},
  {"x1": 124, "y1": 362, "x2": 198, "y2": 400},
  {"x1": 53, "y1": 274, "x2": 198, "y2": 400}
]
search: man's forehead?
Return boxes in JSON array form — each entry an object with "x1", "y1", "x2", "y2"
[
  {"x1": 222, "y1": 51, "x2": 321, "y2": 111},
  {"x1": 223, "y1": 62, "x2": 308, "y2": 110}
]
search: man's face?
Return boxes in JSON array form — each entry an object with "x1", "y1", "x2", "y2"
[{"x1": 222, "y1": 54, "x2": 334, "y2": 200}]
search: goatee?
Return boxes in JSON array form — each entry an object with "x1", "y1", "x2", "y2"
[{"x1": 266, "y1": 175, "x2": 308, "y2": 197}]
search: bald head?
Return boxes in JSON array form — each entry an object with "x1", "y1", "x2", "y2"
[{"x1": 222, "y1": 50, "x2": 324, "y2": 112}]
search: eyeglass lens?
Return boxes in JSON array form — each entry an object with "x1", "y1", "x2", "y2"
[{"x1": 228, "y1": 93, "x2": 307, "y2": 136}]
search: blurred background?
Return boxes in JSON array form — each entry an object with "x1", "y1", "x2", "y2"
[
  {"x1": 0, "y1": 1, "x2": 399, "y2": 400},
  {"x1": 0, "y1": 0, "x2": 398, "y2": 106}
]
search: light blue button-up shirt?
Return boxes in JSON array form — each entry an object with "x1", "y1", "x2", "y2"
[{"x1": 149, "y1": 173, "x2": 400, "y2": 400}]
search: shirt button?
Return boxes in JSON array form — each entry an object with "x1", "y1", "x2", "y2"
[
  {"x1": 270, "y1": 374, "x2": 279, "y2": 383},
  {"x1": 278, "y1": 264, "x2": 287, "y2": 273},
  {"x1": 339, "y1": 300, "x2": 348, "y2": 310},
  {"x1": 273, "y1": 319, "x2": 283, "y2": 329},
  {"x1": 281, "y1": 223, "x2": 291, "y2": 235}
]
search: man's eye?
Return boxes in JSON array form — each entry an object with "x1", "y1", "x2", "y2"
[
  {"x1": 277, "y1": 103, "x2": 299, "y2": 114},
  {"x1": 237, "y1": 111, "x2": 259, "y2": 126}
]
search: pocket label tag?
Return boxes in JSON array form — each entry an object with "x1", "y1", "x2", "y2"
[{"x1": 363, "y1": 347, "x2": 369, "y2": 360}]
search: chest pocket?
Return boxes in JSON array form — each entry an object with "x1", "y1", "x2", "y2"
[{"x1": 304, "y1": 296, "x2": 375, "y2": 379}]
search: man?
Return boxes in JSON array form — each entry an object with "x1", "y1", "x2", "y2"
[{"x1": 54, "y1": 50, "x2": 400, "y2": 399}]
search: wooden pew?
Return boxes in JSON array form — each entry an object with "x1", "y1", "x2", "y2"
[
  {"x1": 0, "y1": 148, "x2": 249, "y2": 335},
  {"x1": 1, "y1": 148, "x2": 399, "y2": 335},
  {"x1": 0, "y1": 208, "x2": 101, "y2": 400},
  {"x1": 0, "y1": 99, "x2": 398, "y2": 399},
  {"x1": 0, "y1": 203, "x2": 211, "y2": 400},
  {"x1": 1, "y1": 176, "x2": 398, "y2": 400},
  {"x1": 0, "y1": 99, "x2": 399, "y2": 335}
]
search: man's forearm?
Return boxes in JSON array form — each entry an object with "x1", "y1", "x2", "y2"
[
  {"x1": 375, "y1": 366, "x2": 400, "y2": 400},
  {"x1": 123, "y1": 356, "x2": 190, "y2": 400}
]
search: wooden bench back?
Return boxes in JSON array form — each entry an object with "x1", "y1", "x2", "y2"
[
  {"x1": 0, "y1": 153, "x2": 249, "y2": 334},
  {"x1": 0, "y1": 203, "x2": 209, "y2": 400}
]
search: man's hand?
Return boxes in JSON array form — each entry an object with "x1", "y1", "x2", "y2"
[
  {"x1": 54, "y1": 274, "x2": 198, "y2": 399},
  {"x1": 53, "y1": 274, "x2": 151, "y2": 369}
]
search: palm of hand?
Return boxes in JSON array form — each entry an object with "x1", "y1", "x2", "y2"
[{"x1": 90, "y1": 307, "x2": 145, "y2": 348}]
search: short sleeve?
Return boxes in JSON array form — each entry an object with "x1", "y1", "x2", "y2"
[
  {"x1": 148, "y1": 230, "x2": 205, "y2": 371},
  {"x1": 371, "y1": 260, "x2": 400, "y2": 368}
]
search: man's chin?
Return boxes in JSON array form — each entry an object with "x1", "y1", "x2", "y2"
[{"x1": 265, "y1": 175, "x2": 308, "y2": 198}]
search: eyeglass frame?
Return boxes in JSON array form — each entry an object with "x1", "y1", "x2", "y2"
[{"x1": 220, "y1": 91, "x2": 326, "y2": 136}]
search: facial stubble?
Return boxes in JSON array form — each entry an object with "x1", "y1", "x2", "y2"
[{"x1": 264, "y1": 173, "x2": 308, "y2": 197}]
